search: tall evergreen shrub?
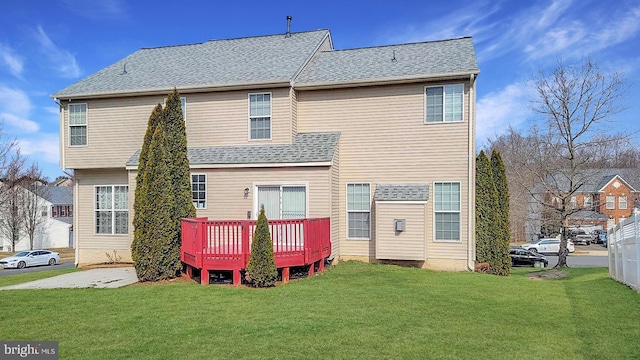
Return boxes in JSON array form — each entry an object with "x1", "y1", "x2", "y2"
[
  {"x1": 246, "y1": 205, "x2": 277, "y2": 287},
  {"x1": 475, "y1": 151, "x2": 498, "y2": 267},
  {"x1": 491, "y1": 150, "x2": 511, "y2": 275}
]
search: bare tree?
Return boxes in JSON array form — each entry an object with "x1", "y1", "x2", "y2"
[
  {"x1": 522, "y1": 59, "x2": 627, "y2": 267},
  {"x1": 0, "y1": 152, "x2": 27, "y2": 251},
  {"x1": 21, "y1": 164, "x2": 49, "y2": 250}
]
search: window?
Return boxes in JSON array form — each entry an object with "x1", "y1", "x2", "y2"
[
  {"x1": 256, "y1": 185, "x2": 306, "y2": 219},
  {"x1": 249, "y1": 93, "x2": 271, "y2": 140},
  {"x1": 95, "y1": 185, "x2": 128, "y2": 235},
  {"x1": 69, "y1": 103, "x2": 87, "y2": 146},
  {"x1": 52, "y1": 206, "x2": 58, "y2": 217},
  {"x1": 570, "y1": 196, "x2": 577, "y2": 209},
  {"x1": 619, "y1": 195, "x2": 628, "y2": 210},
  {"x1": 60, "y1": 206, "x2": 67, "y2": 217},
  {"x1": 68, "y1": 206, "x2": 73, "y2": 217},
  {"x1": 191, "y1": 174, "x2": 206, "y2": 209},
  {"x1": 347, "y1": 183, "x2": 370, "y2": 239},
  {"x1": 583, "y1": 196, "x2": 592, "y2": 209},
  {"x1": 606, "y1": 195, "x2": 615, "y2": 209},
  {"x1": 425, "y1": 84, "x2": 463, "y2": 123},
  {"x1": 41, "y1": 206, "x2": 48, "y2": 217},
  {"x1": 434, "y1": 182, "x2": 461, "y2": 241}
]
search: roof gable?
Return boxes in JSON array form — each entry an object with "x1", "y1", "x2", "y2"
[
  {"x1": 53, "y1": 30, "x2": 330, "y2": 98},
  {"x1": 598, "y1": 174, "x2": 637, "y2": 192}
]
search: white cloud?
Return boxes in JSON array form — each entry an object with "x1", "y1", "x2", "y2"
[
  {"x1": 0, "y1": 86, "x2": 39, "y2": 133},
  {"x1": 0, "y1": 113, "x2": 39, "y2": 132},
  {"x1": 0, "y1": 44, "x2": 24, "y2": 78},
  {"x1": 16, "y1": 133, "x2": 59, "y2": 163},
  {"x1": 34, "y1": 26, "x2": 81, "y2": 78},
  {"x1": 476, "y1": 82, "x2": 532, "y2": 147}
]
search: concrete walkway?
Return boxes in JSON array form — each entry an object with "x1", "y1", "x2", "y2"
[{"x1": 0, "y1": 267, "x2": 138, "y2": 290}]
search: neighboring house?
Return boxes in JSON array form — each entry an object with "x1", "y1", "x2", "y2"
[
  {"x1": 52, "y1": 29, "x2": 479, "y2": 270},
  {"x1": 526, "y1": 168, "x2": 640, "y2": 240},
  {"x1": 51, "y1": 176, "x2": 74, "y2": 187},
  {"x1": 0, "y1": 185, "x2": 72, "y2": 251}
]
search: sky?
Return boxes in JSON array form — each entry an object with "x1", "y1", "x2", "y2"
[{"x1": 1, "y1": 0, "x2": 639, "y2": 181}]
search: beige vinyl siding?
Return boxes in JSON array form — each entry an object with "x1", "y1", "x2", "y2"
[
  {"x1": 375, "y1": 202, "x2": 426, "y2": 260},
  {"x1": 330, "y1": 143, "x2": 340, "y2": 258},
  {"x1": 297, "y1": 81, "x2": 472, "y2": 261},
  {"x1": 62, "y1": 87, "x2": 291, "y2": 169},
  {"x1": 75, "y1": 169, "x2": 131, "y2": 264},
  {"x1": 291, "y1": 88, "x2": 297, "y2": 138},
  {"x1": 182, "y1": 167, "x2": 331, "y2": 220}
]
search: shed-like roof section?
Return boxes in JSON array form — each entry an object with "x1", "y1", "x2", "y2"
[
  {"x1": 374, "y1": 185, "x2": 430, "y2": 202},
  {"x1": 53, "y1": 30, "x2": 330, "y2": 98},
  {"x1": 295, "y1": 37, "x2": 478, "y2": 87},
  {"x1": 126, "y1": 132, "x2": 339, "y2": 167}
]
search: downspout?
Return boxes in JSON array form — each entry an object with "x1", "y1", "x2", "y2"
[
  {"x1": 73, "y1": 175, "x2": 79, "y2": 267},
  {"x1": 468, "y1": 74, "x2": 476, "y2": 271}
]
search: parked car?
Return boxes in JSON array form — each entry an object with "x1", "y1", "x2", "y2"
[
  {"x1": 522, "y1": 239, "x2": 575, "y2": 255},
  {"x1": 510, "y1": 246, "x2": 548, "y2": 268},
  {"x1": 0, "y1": 250, "x2": 60, "y2": 269},
  {"x1": 594, "y1": 230, "x2": 608, "y2": 245},
  {"x1": 570, "y1": 229, "x2": 591, "y2": 245}
]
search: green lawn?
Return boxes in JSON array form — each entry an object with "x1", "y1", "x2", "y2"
[{"x1": 0, "y1": 262, "x2": 638, "y2": 359}]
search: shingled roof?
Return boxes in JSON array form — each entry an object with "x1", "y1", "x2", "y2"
[
  {"x1": 53, "y1": 30, "x2": 330, "y2": 98},
  {"x1": 374, "y1": 185, "x2": 430, "y2": 202},
  {"x1": 532, "y1": 168, "x2": 640, "y2": 194},
  {"x1": 294, "y1": 37, "x2": 478, "y2": 87},
  {"x1": 125, "y1": 132, "x2": 339, "y2": 167}
]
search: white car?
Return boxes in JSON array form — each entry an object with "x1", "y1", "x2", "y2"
[
  {"x1": 521, "y1": 239, "x2": 575, "y2": 255},
  {"x1": 0, "y1": 250, "x2": 61, "y2": 269}
]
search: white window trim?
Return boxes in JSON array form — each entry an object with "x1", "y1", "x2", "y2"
[
  {"x1": 583, "y1": 196, "x2": 592, "y2": 208},
  {"x1": 191, "y1": 173, "x2": 207, "y2": 210},
  {"x1": 345, "y1": 182, "x2": 371, "y2": 240},
  {"x1": 68, "y1": 103, "x2": 88, "y2": 147},
  {"x1": 252, "y1": 182, "x2": 309, "y2": 220},
  {"x1": 619, "y1": 195, "x2": 628, "y2": 210},
  {"x1": 433, "y1": 181, "x2": 462, "y2": 243},
  {"x1": 606, "y1": 195, "x2": 615, "y2": 210},
  {"x1": 248, "y1": 92, "x2": 272, "y2": 141},
  {"x1": 93, "y1": 185, "x2": 129, "y2": 236},
  {"x1": 424, "y1": 84, "x2": 464, "y2": 124}
]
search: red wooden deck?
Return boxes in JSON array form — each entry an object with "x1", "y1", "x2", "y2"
[{"x1": 180, "y1": 217, "x2": 331, "y2": 286}]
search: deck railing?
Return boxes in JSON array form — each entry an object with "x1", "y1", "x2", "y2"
[{"x1": 181, "y1": 217, "x2": 331, "y2": 278}]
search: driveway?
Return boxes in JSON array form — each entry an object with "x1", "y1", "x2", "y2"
[
  {"x1": 0, "y1": 267, "x2": 138, "y2": 290},
  {"x1": 0, "y1": 262, "x2": 75, "y2": 276}
]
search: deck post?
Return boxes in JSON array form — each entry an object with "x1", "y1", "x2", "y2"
[
  {"x1": 282, "y1": 267, "x2": 290, "y2": 283},
  {"x1": 233, "y1": 269, "x2": 241, "y2": 286},
  {"x1": 318, "y1": 258, "x2": 325, "y2": 272},
  {"x1": 201, "y1": 269, "x2": 209, "y2": 285},
  {"x1": 308, "y1": 263, "x2": 314, "y2": 277},
  {"x1": 185, "y1": 264, "x2": 193, "y2": 279}
]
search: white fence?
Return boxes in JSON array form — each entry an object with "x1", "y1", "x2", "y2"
[{"x1": 608, "y1": 214, "x2": 640, "y2": 291}]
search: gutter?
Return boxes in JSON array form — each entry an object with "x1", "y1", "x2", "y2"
[
  {"x1": 124, "y1": 161, "x2": 332, "y2": 171},
  {"x1": 468, "y1": 73, "x2": 476, "y2": 271},
  {"x1": 51, "y1": 80, "x2": 292, "y2": 100}
]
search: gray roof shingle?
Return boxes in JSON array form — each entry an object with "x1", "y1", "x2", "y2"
[
  {"x1": 126, "y1": 132, "x2": 339, "y2": 167},
  {"x1": 533, "y1": 168, "x2": 640, "y2": 193},
  {"x1": 295, "y1": 37, "x2": 478, "y2": 87},
  {"x1": 53, "y1": 30, "x2": 330, "y2": 98},
  {"x1": 374, "y1": 185, "x2": 430, "y2": 202},
  {"x1": 39, "y1": 186, "x2": 73, "y2": 205}
]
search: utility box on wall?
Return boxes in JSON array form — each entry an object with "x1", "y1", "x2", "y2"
[{"x1": 394, "y1": 219, "x2": 406, "y2": 232}]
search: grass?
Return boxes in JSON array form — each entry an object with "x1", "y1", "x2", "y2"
[
  {"x1": 0, "y1": 262, "x2": 638, "y2": 359},
  {"x1": 0, "y1": 268, "x2": 80, "y2": 287}
]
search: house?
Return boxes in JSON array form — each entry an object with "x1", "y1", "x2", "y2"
[
  {"x1": 0, "y1": 185, "x2": 72, "y2": 251},
  {"x1": 52, "y1": 28, "x2": 479, "y2": 271},
  {"x1": 525, "y1": 168, "x2": 640, "y2": 240}
]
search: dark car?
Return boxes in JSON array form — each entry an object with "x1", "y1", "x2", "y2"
[{"x1": 509, "y1": 246, "x2": 548, "y2": 268}]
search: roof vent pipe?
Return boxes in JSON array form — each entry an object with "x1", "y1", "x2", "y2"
[{"x1": 285, "y1": 16, "x2": 292, "y2": 38}]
